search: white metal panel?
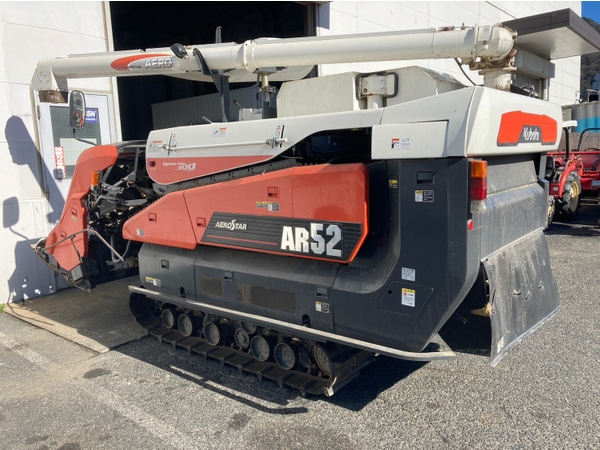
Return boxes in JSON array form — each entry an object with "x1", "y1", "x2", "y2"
[
  {"x1": 379, "y1": 86, "x2": 563, "y2": 158},
  {"x1": 147, "y1": 107, "x2": 384, "y2": 163},
  {"x1": 386, "y1": 66, "x2": 463, "y2": 106},
  {"x1": 278, "y1": 66, "x2": 462, "y2": 117},
  {"x1": 372, "y1": 122, "x2": 448, "y2": 159},
  {"x1": 465, "y1": 88, "x2": 563, "y2": 156},
  {"x1": 277, "y1": 72, "x2": 362, "y2": 118},
  {"x1": 380, "y1": 86, "x2": 475, "y2": 157}
]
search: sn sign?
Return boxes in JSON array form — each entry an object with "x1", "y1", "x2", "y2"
[{"x1": 85, "y1": 108, "x2": 99, "y2": 123}]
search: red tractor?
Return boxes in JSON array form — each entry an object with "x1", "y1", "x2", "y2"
[{"x1": 546, "y1": 125, "x2": 600, "y2": 223}]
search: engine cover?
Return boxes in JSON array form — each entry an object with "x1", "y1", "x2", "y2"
[{"x1": 123, "y1": 163, "x2": 369, "y2": 263}]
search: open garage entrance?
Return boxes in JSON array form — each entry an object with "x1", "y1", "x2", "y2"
[{"x1": 109, "y1": 2, "x2": 316, "y2": 140}]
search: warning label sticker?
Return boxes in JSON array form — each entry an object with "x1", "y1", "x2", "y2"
[
  {"x1": 415, "y1": 190, "x2": 434, "y2": 202},
  {"x1": 402, "y1": 288, "x2": 416, "y2": 307},
  {"x1": 145, "y1": 276, "x2": 161, "y2": 287},
  {"x1": 212, "y1": 127, "x2": 227, "y2": 138},
  {"x1": 391, "y1": 138, "x2": 411, "y2": 149},
  {"x1": 256, "y1": 201, "x2": 280, "y2": 212},
  {"x1": 316, "y1": 301, "x2": 330, "y2": 314},
  {"x1": 148, "y1": 140, "x2": 162, "y2": 152},
  {"x1": 401, "y1": 267, "x2": 416, "y2": 282}
]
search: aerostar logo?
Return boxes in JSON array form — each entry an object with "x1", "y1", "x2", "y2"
[
  {"x1": 520, "y1": 126, "x2": 541, "y2": 143},
  {"x1": 144, "y1": 58, "x2": 173, "y2": 70},
  {"x1": 111, "y1": 54, "x2": 174, "y2": 71},
  {"x1": 280, "y1": 223, "x2": 342, "y2": 258},
  {"x1": 202, "y1": 214, "x2": 361, "y2": 262},
  {"x1": 214, "y1": 219, "x2": 248, "y2": 231}
]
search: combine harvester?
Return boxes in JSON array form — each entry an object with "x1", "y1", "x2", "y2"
[{"x1": 32, "y1": 24, "x2": 563, "y2": 396}]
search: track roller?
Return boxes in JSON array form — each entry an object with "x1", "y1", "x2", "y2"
[
  {"x1": 177, "y1": 312, "x2": 203, "y2": 337},
  {"x1": 204, "y1": 318, "x2": 233, "y2": 346},
  {"x1": 250, "y1": 335, "x2": 277, "y2": 361},
  {"x1": 234, "y1": 328, "x2": 250, "y2": 349},
  {"x1": 160, "y1": 308, "x2": 180, "y2": 329},
  {"x1": 240, "y1": 321, "x2": 258, "y2": 334},
  {"x1": 274, "y1": 342, "x2": 299, "y2": 370}
]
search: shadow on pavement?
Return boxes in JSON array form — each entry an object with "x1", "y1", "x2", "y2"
[{"x1": 546, "y1": 201, "x2": 600, "y2": 236}]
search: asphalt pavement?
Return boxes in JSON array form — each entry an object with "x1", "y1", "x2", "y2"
[{"x1": 0, "y1": 200, "x2": 599, "y2": 450}]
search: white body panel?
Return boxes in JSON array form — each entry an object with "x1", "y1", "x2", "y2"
[
  {"x1": 148, "y1": 85, "x2": 561, "y2": 180},
  {"x1": 277, "y1": 66, "x2": 463, "y2": 118},
  {"x1": 372, "y1": 122, "x2": 449, "y2": 159}
]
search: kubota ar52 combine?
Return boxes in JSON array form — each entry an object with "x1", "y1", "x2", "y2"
[{"x1": 32, "y1": 24, "x2": 562, "y2": 395}]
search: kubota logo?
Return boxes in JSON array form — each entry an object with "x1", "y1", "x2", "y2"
[
  {"x1": 519, "y1": 126, "x2": 541, "y2": 143},
  {"x1": 214, "y1": 219, "x2": 248, "y2": 231}
]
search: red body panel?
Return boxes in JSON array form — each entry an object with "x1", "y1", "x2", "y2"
[
  {"x1": 45, "y1": 145, "x2": 118, "y2": 271},
  {"x1": 124, "y1": 191, "x2": 198, "y2": 250},
  {"x1": 123, "y1": 163, "x2": 369, "y2": 263},
  {"x1": 497, "y1": 111, "x2": 557, "y2": 146},
  {"x1": 147, "y1": 155, "x2": 273, "y2": 185}
]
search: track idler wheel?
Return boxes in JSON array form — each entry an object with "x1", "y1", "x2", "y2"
[{"x1": 313, "y1": 343, "x2": 357, "y2": 376}]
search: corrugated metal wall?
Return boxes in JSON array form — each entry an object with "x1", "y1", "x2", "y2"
[
  {"x1": 567, "y1": 102, "x2": 600, "y2": 132},
  {"x1": 152, "y1": 87, "x2": 267, "y2": 129}
]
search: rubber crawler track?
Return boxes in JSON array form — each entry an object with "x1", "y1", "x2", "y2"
[{"x1": 130, "y1": 292, "x2": 375, "y2": 397}]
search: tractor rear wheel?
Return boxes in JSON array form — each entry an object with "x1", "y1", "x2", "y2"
[{"x1": 559, "y1": 173, "x2": 581, "y2": 219}]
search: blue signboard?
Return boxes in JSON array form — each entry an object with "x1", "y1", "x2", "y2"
[{"x1": 85, "y1": 108, "x2": 99, "y2": 124}]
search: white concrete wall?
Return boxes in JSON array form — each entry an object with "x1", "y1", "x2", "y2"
[
  {"x1": 316, "y1": 1, "x2": 582, "y2": 106},
  {"x1": 0, "y1": 1, "x2": 113, "y2": 303}
]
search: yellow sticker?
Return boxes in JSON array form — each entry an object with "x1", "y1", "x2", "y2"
[{"x1": 401, "y1": 288, "x2": 415, "y2": 307}]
